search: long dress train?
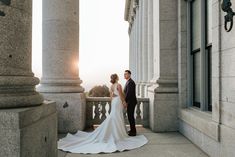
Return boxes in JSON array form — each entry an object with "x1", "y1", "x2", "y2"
[{"x1": 58, "y1": 83, "x2": 148, "y2": 154}]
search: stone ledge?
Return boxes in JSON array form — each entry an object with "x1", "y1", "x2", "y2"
[
  {"x1": 0, "y1": 101, "x2": 57, "y2": 157},
  {"x1": 0, "y1": 100, "x2": 56, "y2": 130},
  {"x1": 179, "y1": 108, "x2": 220, "y2": 141}
]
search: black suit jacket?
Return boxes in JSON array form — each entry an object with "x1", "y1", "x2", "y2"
[{"x1": 124, "y1": 78, "x2": 137, "y2": 105}]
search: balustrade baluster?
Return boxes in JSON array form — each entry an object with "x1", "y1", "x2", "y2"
[
  {"x1": 136, "y1": 101, "x2": 142, "y2": 124},
  {"x1": 108, "y1": 102, "x2": 111, "y2": 114},
  {"x1": 86, "y1": 101, "x2": 93, "y2": 128},
  {"x1": 94, "y1": 102, "x2": 100, "y2": 124},
  {"x1": 85, "y1": 97, "x2": 149, "y2": 128},
  {"x1": 100, "y1": 101, "x2": 107, "y2": 122}
]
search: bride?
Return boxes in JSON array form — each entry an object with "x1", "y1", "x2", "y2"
[{"x1": 58, "y1": 74, "x2": 148, "y2": 154}]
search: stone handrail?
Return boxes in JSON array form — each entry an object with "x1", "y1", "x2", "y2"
[{"x1": 86, "y1": 97, "x2": 149, "y2": 128}]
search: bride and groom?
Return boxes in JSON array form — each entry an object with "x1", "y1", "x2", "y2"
[{"x1": 58, "y1": 70, "x2": 148, "y2": 154}]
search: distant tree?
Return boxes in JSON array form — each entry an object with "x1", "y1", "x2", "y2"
[{"x1": 88, "y1": 85, "x2": 110, "y2": 97}]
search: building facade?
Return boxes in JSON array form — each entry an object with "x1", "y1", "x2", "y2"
[{"x1": 125, "y1": 0, "x2": 235, "y2": 156}]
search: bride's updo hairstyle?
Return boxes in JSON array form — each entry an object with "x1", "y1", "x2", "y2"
[{"x1": 110, "y1": 74, "x2": 118, "y2": 84}]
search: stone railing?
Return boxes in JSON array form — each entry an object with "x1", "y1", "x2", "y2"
[{"x1": 86, "y1": 97, "x2": 149, "y2": 128}]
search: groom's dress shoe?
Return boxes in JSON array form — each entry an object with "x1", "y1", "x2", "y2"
[{"x1": 128, "y1": 132, "x2": 136, "y2": 136}]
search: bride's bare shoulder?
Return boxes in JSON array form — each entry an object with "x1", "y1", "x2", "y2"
[{"x1": 117, "y1": 83, "x2": 122, "y2": 89}]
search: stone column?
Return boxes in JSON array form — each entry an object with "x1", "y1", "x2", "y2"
[
  {"x1": 39, "y1": 0, "x2": 86, "y2": 133},
  {"x1": 150, "y1": 0, "x2": 160, "y2": 84},
  {"x1": 133, "y1": 17, "x2": 137, "y2": 81},
  {"x1": 140, "y1": 0, "x2": 148, "y2": 97},
  {"x1": 129, "y1": 24, "x2": 134, "y2": 77},
  {"x1": 135, "y1": 6, "x2": 139, "y2": 93},
  {"x1": 129, "y1": 2, "x2": 137, "y2": 83},
  {"x1": 129, "y1": 28, "x2": 132, "y2": 72},
  {"x1": 0, "y1": 1, "x2": 57, "y2": 156},
  {"x1": 145, "y1": 0, "x2": 154, "y2": 96},
  {"x1": 0, "y1": 1, "x2": 43, "y2": 108},
  {"x1": 137, "y1": 0, "x2": 143, "y2": 97},
  {"x1": 147, "y1": 0, "x2": 178, "y2": 132}
]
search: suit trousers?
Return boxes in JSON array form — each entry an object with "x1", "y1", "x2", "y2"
[{"x1": 127, "y1": 103, "x2": 136, "y2": 132}]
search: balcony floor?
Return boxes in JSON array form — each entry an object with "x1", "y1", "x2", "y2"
[{"x1": 58, "y1": 126, "x2": 208, "y2": 157}]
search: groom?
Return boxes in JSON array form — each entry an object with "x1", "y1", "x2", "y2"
[{"x1": 124, "y1": 70, "x2": 137, "y2": 136}]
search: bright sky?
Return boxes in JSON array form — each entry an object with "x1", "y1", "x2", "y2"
[{"x1": 32, "y1": 0, "x2": 129, "y2": 92}]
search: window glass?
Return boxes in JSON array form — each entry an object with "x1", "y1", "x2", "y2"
[
  {"x1": 192, "y1": 0, "x2": 201, "y2": 50},
  {"x1": 207, "y1": 0, "x2": 212, "y2": 44},
  {"x1": 193, "y1": 52, "x2": 201, "y2": 107}
]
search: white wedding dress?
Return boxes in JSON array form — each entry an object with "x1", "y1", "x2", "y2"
[{"x1": 58, "y1": 83, "x2": 148, "y2": 154}]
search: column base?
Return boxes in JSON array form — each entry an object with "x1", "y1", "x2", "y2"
[
  {"x1": 147, "y1": 79, "x2": 178, "y2": 132},
  {"x1": 0, "y1": 76, "x2": 44, "y2": 108},
  {"x1": 41, "y1": 92, "x2": 86, "y2": 133},
  {"x1": 0, "y1": 101, "x2": 57, "y2": 157}
]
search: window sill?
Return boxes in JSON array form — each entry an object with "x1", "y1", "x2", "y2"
[{"x1": 179, "y1": 108, "x2": 220, "y2": 141}]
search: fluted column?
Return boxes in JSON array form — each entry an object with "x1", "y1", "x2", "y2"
[
  {"x1": 145, "y1": 0, "x2": 154, "y2": 96},
  {"x1": 39, "y1": 0, "x2": 86, "y2": 133},
  {"x1": 151, "y1": 0, "x2": 160, "y2": 83},
  {"x1": 136, "y1": 0, "x2": 143, "y2": 96},
  {"x1": 140, "y1": 0, "x2": 148, "y2": 97},
  {"x1": 129, "y1": 29, "x2": 132, "y2": 72},
  {"x1": 133, "y1": 20, "x2": 136, "y2": 81},
  {"x1": 147, "y1": 0, "x2": 154, "y2": 81},
  {"x1": 129, "y1": 2, "x2": 135, "y2": 82},
  {"x1": 129, "y1": 24, "x2": 134, "y2": 77},
  {"x1": 133, "y1": 16, "x2": 137, "y2": 81},
  {"x1": 135, "y1": 6, "x2": 140, "y2": 95},
  {"x1": 0, "y1": 0, "x2": 43, "y2": 108}
]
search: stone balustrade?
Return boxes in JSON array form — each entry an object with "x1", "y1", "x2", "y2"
[{"x1": 86, "y1": 97, "x2": 149, "y2": 128}]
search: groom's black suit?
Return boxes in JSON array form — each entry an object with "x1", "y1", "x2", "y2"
[{"x1": 124, "y1": 78, "x2": 137, "y2": 133}]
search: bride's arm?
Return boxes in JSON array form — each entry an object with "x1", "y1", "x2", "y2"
[
  {"x1": 110, "y1": 85, "x2": 113, "y2": 100},
  {"x1": 117, "y1": 84, "x2": 127, "y2": 107}
]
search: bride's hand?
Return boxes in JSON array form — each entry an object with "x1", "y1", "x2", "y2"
[{"x1": 123, "y1": 102, "x2": 128, "y2": 108}]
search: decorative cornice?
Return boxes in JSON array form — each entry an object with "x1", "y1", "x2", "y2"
[
  {"x1": 124, "y1": 0, "x2": 131, "y2": 21},
  {"x1": 124, "y1": 0, "x2": 138, "y2": 22},
  {"x1": 125, "y1": 0, "x2": 139, "y2": 35}
]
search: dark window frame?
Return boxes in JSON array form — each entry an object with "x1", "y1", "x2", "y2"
[
  {"x1": 189, "y1": 0, "x2": 212, "y2": 111},
  {"x1": 205, "y1": 0, "x2": 212, "y2": 112}
]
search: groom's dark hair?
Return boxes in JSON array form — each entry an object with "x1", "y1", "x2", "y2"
[{"x1": 125, "y1": 70, "x2": 131, "y2": 75}]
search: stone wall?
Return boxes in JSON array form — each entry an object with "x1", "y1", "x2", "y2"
[{"x1": 178, "y1": 0, "x2": 235, "y2": 156}]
